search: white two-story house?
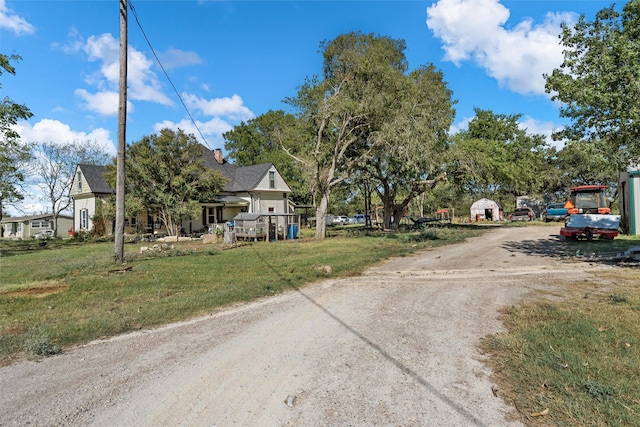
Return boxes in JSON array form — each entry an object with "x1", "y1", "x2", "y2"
[{"x1": 69, "y1": 146, "x2": 292, "y2": 236}]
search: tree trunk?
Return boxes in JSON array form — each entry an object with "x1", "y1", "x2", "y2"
[
  {"x1": 391, "y1": 204, "x2": 407, "y2": 229},
  {"x1": 314, "y1": 191, "x2": 330, "y2": 239},
  {"x1": 379, "y1": 187, "x2": 395, "y2": 230},
  {"x1": 51, "y1": 213, "x2": 58, "y2": 238}
]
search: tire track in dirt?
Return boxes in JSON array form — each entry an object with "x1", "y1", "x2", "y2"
[{"x1": 1, "y1": 226, "x2": 611, "y2": 426}]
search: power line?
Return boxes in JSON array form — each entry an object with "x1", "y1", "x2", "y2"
[{"x1": 127, "y1": 0, "x2": 211, "y2": 149}]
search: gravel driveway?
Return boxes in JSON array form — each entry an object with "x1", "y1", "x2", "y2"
[{"x1": 0, "y1": 225, "x2": 612, "y2": 426}]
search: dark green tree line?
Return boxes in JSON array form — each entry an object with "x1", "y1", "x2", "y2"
[
  {"x1": 545, "y1": 1, "x2": 640, "y2": 168},
  {"x1": 0, "y1": 53, "x2": 33, "y2": 229}
]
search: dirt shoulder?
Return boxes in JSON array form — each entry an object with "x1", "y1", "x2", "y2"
[{"x1": 0, "y1": 225, "x2": 615, "y2": 426}]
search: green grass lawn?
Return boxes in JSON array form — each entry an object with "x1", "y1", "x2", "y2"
[{"x1": 0, "y1": 226, "x2": 480, "y2": 364}]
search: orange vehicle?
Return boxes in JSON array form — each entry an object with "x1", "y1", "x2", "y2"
[{"x1": 560, "y1": 185, "x2": 620, "y2": 240}]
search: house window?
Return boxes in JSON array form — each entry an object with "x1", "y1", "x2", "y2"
[
  {"x1": 31, "y1": 221, "x2": 48, "y2": 228},
  {"x1": 80, "y1": 209, "x2": 88, "y2": 229},
  {"x1": 208, "y1": 207, "x2": 216, "y2": 224},
  {"x1": 16, "y1": 223, "x2": 22, "y2": 232},
  {"x1": 269, "y1": 171, "x2": 275, "y2": 189},
  {"x1": 77, "y1": 172, "x2": 83, "y2": 191},
  {"x1": 268, "y1": 207, "x2": 275, "y2": 213}
]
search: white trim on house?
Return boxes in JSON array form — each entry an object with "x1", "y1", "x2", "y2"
[{"x1": 68, "y1": 153, "x2": 293, "y2": 236}]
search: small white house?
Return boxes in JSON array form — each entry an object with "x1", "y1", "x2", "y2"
[
  {"x1": 0, "y1": 214, "x2": 73, "y2": 239},
  {"x1": 69, "y1": 164, "x2": 114, "y2": 234},
  {"x1": 470, "y1": 198, "x2": 504, "y2": 222}
]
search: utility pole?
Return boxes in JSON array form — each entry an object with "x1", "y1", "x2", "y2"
[{"x1": 114, "y1": 0, "x2": 127, "y2": 262}]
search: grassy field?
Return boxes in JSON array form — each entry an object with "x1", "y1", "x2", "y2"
[
  {"x1": 480, "y1": 227, "x2": 640, "y2": 427},
  {"x1": 2, "y1": 223, "x2": 639, "y2": 426},
  {"x1": 0, "y1": 225, "x2": 481, "y2": 364}
]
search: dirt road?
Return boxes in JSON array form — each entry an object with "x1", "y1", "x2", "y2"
[{"x1": 0, "y1": 226, "x2": 612, "y2": 426}]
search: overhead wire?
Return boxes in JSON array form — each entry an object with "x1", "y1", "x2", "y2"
[{"x1": 127, "y1": 0, "x2": 211, "y2": 149}]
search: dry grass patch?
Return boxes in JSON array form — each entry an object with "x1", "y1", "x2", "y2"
[
  {"x1": 1, "y1": 281, "x2": 69, "y2": 298},
  {"x1": 482, "y1": 266, "x2": 640, "y2": 426}
]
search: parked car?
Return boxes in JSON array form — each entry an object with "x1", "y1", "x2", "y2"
[
  {"x1": 509, "y1": 207, "x2": 534, "y2": 221},
  {"x1": 350, "y1": 214, "x2": 367, "y2": 224},
  {"x1": 543, "y1": 203, "x2": 568, "y2": 222},
  {"x1": 333, "y1": 215, "x2": 349, "y2": 225},
  {"x1": 34, "y1": 229, "x2": 55, "y2": 239}
]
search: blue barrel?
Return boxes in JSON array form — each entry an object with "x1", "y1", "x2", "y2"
[{"x1": 287, "y1": 224, "x2": 299, "y2": 239}]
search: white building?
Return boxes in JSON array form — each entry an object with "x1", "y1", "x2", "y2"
[{"x1": 69, "y1": 146, "x2": 292, "y2": 236}]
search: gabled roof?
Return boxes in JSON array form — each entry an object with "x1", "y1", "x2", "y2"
[
  {"x1": 77, "y1": 164, "x2": 114, "y2": 194},
  {"x1": 73, "y1": 148, "x2": 284, "y2": 197},
  {"x1": 201, "y1": 146, "x2": 276, "y2": 192}
]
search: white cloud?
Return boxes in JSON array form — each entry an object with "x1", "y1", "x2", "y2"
[
  {"x1": 52, "y1": 27, "x2": 84, "y2": 54},
  {"x1": 65, "y1": 32, "x2": 173, "y2": 116},
  {"x1": 0, "y1": 0, "x2": 34, "y2": 35},
  {"x1": 449, "y1": 116, "x2": 473, "y2": 135},
  {"x1": 16, "y1": 118, "x2": 116, "y2": 157},
  {"x1": 153, "y1": 117, "x2": 234, "y2": 149},
  {"x1": 183, "y1": 93, "x2": 255, "y2": 121},
  {"x1": 6, "y1": 119, "x2": 116, "y2": 216},
  {"x1": 518, "y1": 115, "x2": 564, "y2": 150},
  {"x1": 158, "y1": 47, "x2": 203, "y2": 70},
  {"x1": 152, "y1": 94, "x2": 254, "y2": 150},
  {"x1": 74, "y1": 89, "x2": 134, "y2": 117},
  {"x1": 426, "y1": 0, "x2": 577, "y2": 95}
]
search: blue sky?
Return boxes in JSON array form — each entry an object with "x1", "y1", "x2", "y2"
[{"x1": 1, "y1": 0, "x2": 620, "y2": 213}]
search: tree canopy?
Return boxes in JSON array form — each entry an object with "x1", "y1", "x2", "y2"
[
  {"x1": 31, "y1": 140, "x2": 111, "y2": 237},
  {"x1": 223, "y1": 110, "x2": 312, "y2": 204},
  {"x1": 545, "y1": 1, "x2": 640, "y2": 167},
  {"x1": 108, "y1": 128, "x2": 227, "y2": 236},
  {"x1": 554, "y1": 139, "x2": 620, "y2": 192},
  {"x1": 279, "y1": 32, "x2": 455, "y2": 235},
  {"x1": 447, "y1": 109, "x2": 553, "y2": 207},
  {"x1": 0, "y1": 53, "x2": 33, "y2": 224},
  {"x1": 362, "y1": 64, "x2": 454, "y2": 229}
]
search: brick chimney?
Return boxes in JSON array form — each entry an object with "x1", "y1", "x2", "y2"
[{"x1": 214, "y1": 148, "x2": 223, "y2": 164}]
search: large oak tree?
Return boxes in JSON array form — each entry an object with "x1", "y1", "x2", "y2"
[
  {"x1": 545, "y1": 1, "x2": 640, "y2": 167},
  {"x1": 109, "y1": 128, "x2": 227, "y2": 236},
  {"x1": 362, "y1": 64, "x2": 454, "y2": 229},
  {"x1": 282, "y1": 32, "x2": 454, "y2": 235}
]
